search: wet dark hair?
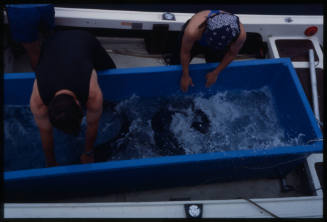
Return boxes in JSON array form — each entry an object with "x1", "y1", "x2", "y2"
[{"x1": 48, "y1": 94, "x2": 83, "y2": 136}]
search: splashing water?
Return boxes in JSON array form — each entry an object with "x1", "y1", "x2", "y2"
[
  {"x1": 169, "y1": 87, "x2": 305, "y2": 154},
  {"x1": 4, "y1": 87, "x2": 305, "y2": 171}
]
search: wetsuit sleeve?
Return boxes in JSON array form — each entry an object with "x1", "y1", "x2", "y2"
[{"x1": 93, "y1": 38, "x2": 116, "y2": 70}]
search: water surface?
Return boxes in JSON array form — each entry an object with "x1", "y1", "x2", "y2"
[{"x1": 4, "y1": 87, "x2": 305, "y2": 171}]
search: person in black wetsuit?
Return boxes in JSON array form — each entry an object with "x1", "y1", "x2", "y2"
[{"x1": 29, "y1": 30, "x2": 116, "y2": 167}]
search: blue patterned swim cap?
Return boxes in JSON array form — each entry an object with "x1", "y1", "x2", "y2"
[{"x1": 204, "y1": 13, "x2": 240, "y2": 50}]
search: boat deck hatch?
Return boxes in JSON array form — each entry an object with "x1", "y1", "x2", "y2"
[
  {"x1": 275, "y1": 40, "x2": 319, "y2": 61},
  {"x1": 268, "y1": 36, "x2": 323, "y2": 69}
]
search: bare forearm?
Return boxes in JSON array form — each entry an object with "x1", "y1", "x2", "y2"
[
  {"x1": 180, "y1": 51, "x2": 191, "y2": 77},
  {"x1": 85, "y1": 122, "x2": 99, "y2": 152},
  {"x1": 84, "y1": 80, "x2": 103, "y2": 154},
  {"x1": 213, "y1": 51, "x2": 237, "y2": 75},
  {"x1": 39, "y1": 129, "x2": 55, "y2": 165}
]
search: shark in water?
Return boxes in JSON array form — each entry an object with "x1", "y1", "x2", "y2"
[
  {"x1": 151, "y1": 98, "x2": 210, "y2": 156},
  {"x1": 93, "y1": 99, "x2": 211, "y2": 162},
  {"x1": 93, "y1": 101, "x2": 131, "y2": 162}
]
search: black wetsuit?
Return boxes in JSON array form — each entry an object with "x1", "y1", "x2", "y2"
[{"x1": 35, "y1": 30, "x2": 116, "y2": 107}]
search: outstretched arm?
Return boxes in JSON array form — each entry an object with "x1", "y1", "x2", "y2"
[
  {"x1": 81, "y1": 70, "x2": 103, "y2": 163},
  {"x1": 180, "y1": 31, "x2": 196, "y2": 92},
  {"x1": 205, "y1": 23, "x2": 246, "y2": 88},
  {"x1": 30, "y1": 80, "x2": 56, "y2": 167}
]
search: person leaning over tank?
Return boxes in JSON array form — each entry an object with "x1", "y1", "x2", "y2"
[
  {"x1": 29, "y1": 30, "x2": 116, "y2": 167},
  {"x1": 5, "y1": 3, "x2": 55, "y2": 70},
  {"x1": 168, "y1": 10, "x2": 246, "y2": 92}
]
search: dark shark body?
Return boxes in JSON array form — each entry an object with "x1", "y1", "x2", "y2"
[
  {"x1": 93, "y1": 99, "x2": 211, "y2": 162},
  {"x1": 151, "y1": 107, "x2": 186, "y2": 156},
  {"x1": 151, "y1": 99, "x2": 210, "y2": 156},
  {"x1": 94, "y1": 111, "x2": 131, "y2": 162},
  {"x1": 93, "y1": 101, "x2": 131, "y2": 162}
]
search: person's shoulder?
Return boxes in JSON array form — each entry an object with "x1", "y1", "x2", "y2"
[
  {"x1": 194, "y1": 10, "x2": 211, "y2": 16},
  {"x1": 184, "y1": 25, "x2": 199, "y2": 40},
  {"x1": 185, "y1": 10, "x2": 211, "y2": 33},
  {"x1": 184, "y1": 14, "x2": 208, "y2": 40}
]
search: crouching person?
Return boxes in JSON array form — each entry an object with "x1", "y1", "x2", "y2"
[{"x1": 30, "y1": 30, "x2": 116, "y2": 166}]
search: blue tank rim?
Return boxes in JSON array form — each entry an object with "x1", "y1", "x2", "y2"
[
  {"x1": 4, "y1": 142, "x2": 322, "y2": 180},
  {"x1": 3, "y1": 58, "x2": 298, "y2": 77}
]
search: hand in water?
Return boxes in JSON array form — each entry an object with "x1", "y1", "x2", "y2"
[
  {"x1": 80, "y1": 152, "x2": 94, "y2": 164},
  {"x1": 180, "y1": 75, "x2": 194, "y2": 92},
  {"x1": 205, "y1": 71, "x2": 218, "y2": 88}
]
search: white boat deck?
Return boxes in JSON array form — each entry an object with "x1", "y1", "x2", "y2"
[{"x1": 6, "y1": 36, "x2": 206, "y2": 73}]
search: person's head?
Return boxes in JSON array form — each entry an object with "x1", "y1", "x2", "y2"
[
  {"x1": 48, "y1": 94, "x2": 83, "y2": 136},
  {"x1": 199, "y1": 12, "x2": 241, "y2": 51}
]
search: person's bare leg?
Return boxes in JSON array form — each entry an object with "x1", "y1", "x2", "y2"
[{"x1": 22, "y1": 40, "x2": 41, "y2": 70}]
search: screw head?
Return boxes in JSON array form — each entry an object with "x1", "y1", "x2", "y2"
[
  {"x1": 185, "y1": 204, "x2": 203, "y2": 218},
  {"x1": 285, "y1": 17, "x2": 293, "y2": 23},
  {"x1": 189, "y1": 205, "x2": 201, "y2": 217}
]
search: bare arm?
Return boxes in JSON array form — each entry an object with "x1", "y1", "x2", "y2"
[
  {"x1": 84, "y1": 70, "x2": 103, "y2": 158},
  {"x1": 180, "y1": 33, "x2": 194, "y2": 77},
  {"x1": 30, "y1": 80, "x2": 56, "y2": 166},
  {"x1": 210, "y1": 44, "x2": 239, "y2": 76},
  {"x1": 180, "y1": 31, "x2": 198, "y2": 92}
]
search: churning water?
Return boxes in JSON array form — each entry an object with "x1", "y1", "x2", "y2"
[{"x1": 4, "y1": 87, "x2": 305, "y2": 171}]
